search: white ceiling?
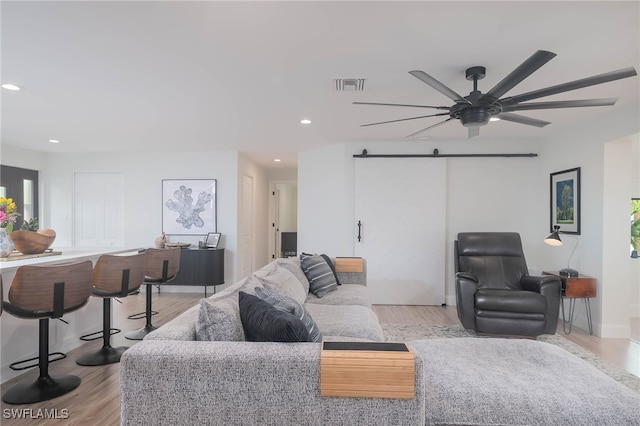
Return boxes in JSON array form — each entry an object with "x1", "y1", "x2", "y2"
[{"x1": 2, "y1": 1, "x2": 639, "y2": 169}]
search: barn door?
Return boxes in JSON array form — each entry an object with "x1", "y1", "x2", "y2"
[{"x1": 354, "y1": 158, "x2": 445, "y2": 305}]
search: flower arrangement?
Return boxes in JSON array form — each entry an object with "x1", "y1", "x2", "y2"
[{"x1": 0, "y1": 197, "x2": 20, "y2": 233}]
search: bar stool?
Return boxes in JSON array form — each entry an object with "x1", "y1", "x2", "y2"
[
  {"x1": 2, "y1": 261, "x2": 93, "y2": 404},
  {"x1": 76, "y1": 252, "x2": 146, "y2": 366},
  {"x1": 125, "y1": 247, "x2": 180, "y2": 340}
]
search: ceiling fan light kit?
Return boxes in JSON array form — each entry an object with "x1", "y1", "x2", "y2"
[{"x1": 355, "y1": 50, "x2": 637, "y2": 138}]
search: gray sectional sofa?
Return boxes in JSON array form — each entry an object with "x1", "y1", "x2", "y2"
[{"x1": 120, "y1": 256, "x2": 640, "y2": 426}]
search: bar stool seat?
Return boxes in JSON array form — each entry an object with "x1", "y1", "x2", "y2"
[
  {"x1": 125, "y1": 247, "x2": 180, "y2": 340},
  {"x1": 76, "y1": 252, "x2": 146, "y2": 366},
  {"x1": 2, "y1": 261, "x2": 93, "y2": 404}
]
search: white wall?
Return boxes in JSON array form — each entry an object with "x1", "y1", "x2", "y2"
[
  {"x1": 298, "y1": 139, "x2": 541, "y2": 305},
  {"x1": 538, "y1": 105, "x2": 640, "y2": 336},
  {"x1": 3, "y1": 147, "x2": 242, "y2": 287}
]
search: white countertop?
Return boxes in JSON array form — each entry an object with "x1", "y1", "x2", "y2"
[{"x1": 0, "y1": 247, "x2": 144, "y2": 271}]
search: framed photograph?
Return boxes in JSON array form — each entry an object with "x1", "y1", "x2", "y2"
[
  {"x1": 162, "y1": 179, "x2": 216, "y2": 235},
  {"x1": 205, "y1": 232, "x2": 221, "y2": 249},
  {"x1": 550, "y1": 167, "x2": 580, "y2": 234}
]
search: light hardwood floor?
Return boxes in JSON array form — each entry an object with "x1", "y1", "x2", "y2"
[{"x1": 1, "y1": 291, "x2": 638, "y2": 425}]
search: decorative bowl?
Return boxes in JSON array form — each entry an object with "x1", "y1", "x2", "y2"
[{"x1": 10, "y1": 229, "x2": 56, "y2": 255}]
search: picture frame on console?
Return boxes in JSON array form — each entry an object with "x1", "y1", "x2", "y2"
[
  {"x1": 162, "y1": 179, "x2": 217, "y2": 235},
  {"x1": 550, "y1": 167, "x2": 580, "y2": 235},
  {"x1": 205, "y1": 232, "x2": 221, "y2": 249}
]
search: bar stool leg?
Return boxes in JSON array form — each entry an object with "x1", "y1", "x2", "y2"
[
  {"x1": 77, "y1": 298, "x2": 129, "y2": 366},
  {"x1": 3, "y1": 319, "x2": 81, "y2": 404},
  {"x1": 124, "y1": 284, "x2": 157, "y2": 340}
]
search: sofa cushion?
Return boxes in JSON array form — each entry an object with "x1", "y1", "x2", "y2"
[
  {"x1": 255, "y1": 287, "x2": 322, "y2": 342},
  {"x1": 305, "y1": 303, "x2": 384, "y2": 341},
  {"x1": 253, "y1": 262, "x2": 307, "y2": 305},
  {"x1": 195, "y1": 297, "x2": 245, "y2": 341},
  {"x1": 301, "y1": 255, "x2": 338, "y2": 298},
  {"x1": 274, "y1": 258, "x2": 310, "y2": 294},
  {"x1": 193, "y1": 276, "x2": 264, "y2": 342},
  {"x1": 304, "y1": 284, "x2": 372, "y2": 308},
  {"x1": 239, "y1": 291, "x2": 310, "y2": 342}
]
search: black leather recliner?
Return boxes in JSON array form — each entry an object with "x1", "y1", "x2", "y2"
[{"x1": 454, "y1": 232, "x2": 561, "y2": 336}]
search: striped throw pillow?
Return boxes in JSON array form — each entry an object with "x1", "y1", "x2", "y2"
[
  {"x1": 255, "y1": 287, "x2": 322, "y2": 342},
  {"x1": 301, "y1": 255, "x2": 338, "y2": 298}
]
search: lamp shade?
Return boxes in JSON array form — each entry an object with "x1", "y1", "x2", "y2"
[{"x1": 544, "y1": 225, "x2": 562, "y2": 247}]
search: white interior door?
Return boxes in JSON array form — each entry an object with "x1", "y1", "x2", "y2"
[
  {"x1": 354, "y1": 158, "x2": 446, "y2": 305},
  {"x1": 74, "y1": 172, "x2": 124, "y2": 247}
]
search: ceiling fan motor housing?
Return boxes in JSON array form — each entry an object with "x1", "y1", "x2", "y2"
[{"x1": 460, "y1": 106, "x2": 491, "y2": 127}]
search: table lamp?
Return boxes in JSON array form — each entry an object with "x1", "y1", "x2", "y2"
[{"x1": 544, "y1": 225, "x2": 579, "y2": 277}]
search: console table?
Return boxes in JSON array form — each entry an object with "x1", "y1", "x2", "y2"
[
  {"x1": 171, "y1": 248, "x2": 224, "y2": 296},
  {"x1": 542, "y1": 271, "x2": 596, "y2": 335}
]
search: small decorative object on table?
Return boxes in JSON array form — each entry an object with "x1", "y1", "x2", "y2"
[
  {"x1": 165, "y1": 242, "x2": 191, "y2": 249},
  {"x1": 155, "y1": 232, "x2": 167, "y2": 248},
  {"x1": 0, "y1": 196, "x2": 20, "y2": 257}
]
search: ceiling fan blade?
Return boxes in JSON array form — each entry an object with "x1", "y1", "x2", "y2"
[
  {"x1": 361, "y1": 112, "x2": 450, "y2": 127},
  {"x1": 468, "y1": 126, "x2": 480, "y2": 138},
  {"x1": 501, "y1": 98, "x2": 618, "y2": 111},
  {"x1": 405, "y1": 117, "x2": 455, "y2": 138},
  {"x1": 495, "y1": 112, "x2": 551, "y2": 128},
  {"x1": 353, "y1": 101, "x2": 450, "y2": 110},
  {"x1": 409, "y1": 70, "x2": 470, "y2": 104},
  {"x1": 500, "y1": 67, "x2": 637, "y2": 105},
  {"x1": 481, "y1": 50, "x2": 556, "y2": 102}
]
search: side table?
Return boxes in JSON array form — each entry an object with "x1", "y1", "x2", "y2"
[{"x1": 542, "y1": 271, "x2": 596, "y2": 335}]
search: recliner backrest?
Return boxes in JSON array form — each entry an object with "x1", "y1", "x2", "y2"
[{"x1": 455, "y1": 232, "x2": 528, "y2": 290}]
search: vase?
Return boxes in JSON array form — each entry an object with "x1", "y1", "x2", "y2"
[{"x1": 0, "y1": 228, "x2": 15, "y2": 257}]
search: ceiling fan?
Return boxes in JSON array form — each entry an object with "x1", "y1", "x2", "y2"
[{"x1": 354, "y1": 50, "x2": 637, "y2": 138}]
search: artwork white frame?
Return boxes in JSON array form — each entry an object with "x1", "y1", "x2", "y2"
[{"x1": 162, "y1": 179, "x2": 216, "y2": 235}]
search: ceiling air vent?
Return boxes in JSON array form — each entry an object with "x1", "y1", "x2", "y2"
[{"x1": 335, "y1": 78, "x2": 366, "y2": 91}]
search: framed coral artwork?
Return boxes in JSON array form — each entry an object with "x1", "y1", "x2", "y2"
[{"x1": 162, "y1": 179, "x2": 216, "y2": 235}]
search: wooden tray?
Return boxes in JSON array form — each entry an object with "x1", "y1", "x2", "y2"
[{"x1": 0, "y1": 251, "x2": 62, "y2": 262}]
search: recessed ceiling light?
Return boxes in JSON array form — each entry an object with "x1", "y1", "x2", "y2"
[
  {"x1": 2, "y1": 84, "x2": 21, "y2": 91},
  {"x1": 489, "y1": 117, "x2": 500, "y2": 122},
  {"x1": 300, "y1": 119, "x2": 311, "y2": 125},
  {"x1": 48, "y1": 139, "x2": 60, "y2": 144},
  {"x1": 274, "y1": 158, "x2": 282, "y2": 162}
]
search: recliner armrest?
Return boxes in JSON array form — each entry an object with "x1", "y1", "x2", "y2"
[
  {"x1": 455, "y1": 272, "x2": 478, "y2": 283},
  {"x1": 455, "y1": 272, "x2": 479, "y2": 330},
  {"x1": 520, "y1": 275, "x2": 560, "y2": 294},
  {"x1": 521, "y1": 275, "x2": 562, "y2": 334}
]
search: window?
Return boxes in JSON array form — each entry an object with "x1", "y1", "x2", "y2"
[{"x1": 0, "y1": 165, "x2": 39, "y2": 229}]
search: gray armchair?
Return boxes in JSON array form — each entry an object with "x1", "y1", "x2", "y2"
[{"x1": 454, "y1": 232, "x2": 561, "y2": 336}]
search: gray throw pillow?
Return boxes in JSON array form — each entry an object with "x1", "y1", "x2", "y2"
[
  {"x1": 195, "y1": 297, "x2": 245, "y2": 341},
  {"x1": 301, "y1": 254, "x2": 338, "y2": 298},
  {"x1": 238, "y1": 291, "x2": 310, "y2": 343},
  {"x1": 254, "y1": 287, "x2": 322, "y2": 342}
]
